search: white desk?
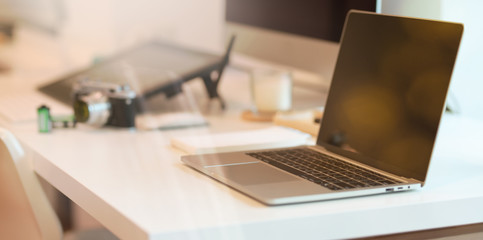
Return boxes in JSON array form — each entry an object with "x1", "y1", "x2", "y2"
[{"x1": 1, "y1": 27, "x2": 483, "y2": 240}]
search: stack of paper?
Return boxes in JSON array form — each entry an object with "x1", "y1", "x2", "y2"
[
  {"x1": 171, "y1": 126, "x2": 311, "y2": 154},
  {"x1": 136, "y1": 112, "x2": 208, "y2": 130}
]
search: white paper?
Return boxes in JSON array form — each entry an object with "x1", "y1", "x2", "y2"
[
  {"x1": 171, "y1": 126, "x2": 311, "y2": 154},
  {"x1": 136, "y1": 112, "x2": 207, "y2": 130}
]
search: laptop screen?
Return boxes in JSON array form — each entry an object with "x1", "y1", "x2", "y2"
[{"x1": 317, "y1": 11, "x2": 463, "y2": 182}]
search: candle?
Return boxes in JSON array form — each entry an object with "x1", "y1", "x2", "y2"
[{"x1": 251, "y1": 70, "x2": 292, "y2": 113}]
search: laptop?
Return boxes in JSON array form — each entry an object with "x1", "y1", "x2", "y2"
[
  {"x1": 182, "y1": 11, "x2": 463, "y2": 205},
  {"x1": 38, "y1": 37, "x2": 235, "y2": 112}
]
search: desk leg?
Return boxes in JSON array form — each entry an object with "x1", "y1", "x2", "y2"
[{"x1": 38, "y1": 174, "x2": 72, "y2": 231}]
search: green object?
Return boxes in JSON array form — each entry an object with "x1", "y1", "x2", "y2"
[
  {"x1": 51, "y1": 114, "x2": 77, "y2": 128},
  {"x1": 37, "y1": 105, "x2": 51, "y2": 133}
]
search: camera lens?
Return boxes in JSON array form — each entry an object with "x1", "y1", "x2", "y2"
[{"x1": 73, "y1": 92, "x2": 111, "y2": 126}]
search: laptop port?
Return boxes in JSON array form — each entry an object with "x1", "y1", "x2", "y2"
[{"x1": 386, "y1": 188, "x2": 394, "y2": 192}]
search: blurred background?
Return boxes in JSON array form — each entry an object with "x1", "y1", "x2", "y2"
[
  {"x1": 1, "y1": 0, "x2": 481, "y2": 119},
  {"x1": 0, "y1": 0, "x2": 482, "y2": 236}
]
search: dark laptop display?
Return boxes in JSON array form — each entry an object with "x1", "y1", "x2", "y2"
[{"x1": 318, "y1": 12, "x2": 463, "y2": 182}]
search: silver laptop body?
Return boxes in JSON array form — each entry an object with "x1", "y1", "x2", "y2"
[{"x1": 182, "y1": 11, "x2": 463, "y2": 205}]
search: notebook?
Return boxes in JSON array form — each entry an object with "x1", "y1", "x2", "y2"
[
  {"x1": 181, "y1": 11, "x2": 464, "y2": 205},
  {"x1": 171, "y1": 126, "x2": 311, "y2": 154}
]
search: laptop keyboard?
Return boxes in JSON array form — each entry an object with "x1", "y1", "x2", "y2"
[{"x1": 247, "y1": 148, "x2": 402, "y2": 191}]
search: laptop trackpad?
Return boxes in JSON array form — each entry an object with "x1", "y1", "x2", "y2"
[{"x1": 208, "y1": 162, "x2": 299, "y2": 185}]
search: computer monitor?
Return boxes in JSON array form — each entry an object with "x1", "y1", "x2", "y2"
[{"x1": 225, "y1": 0, "x2": 376, "y2": 90}]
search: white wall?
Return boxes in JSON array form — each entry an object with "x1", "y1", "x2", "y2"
[
  {"x1": 0, "y1": 0, "x2": 62, "y2": 33},
  {"x1": 440, "y1": 0, "x2": 483, "y2": 120},
  {"x1": 59, "y1": 0, "x2": 225, "y2": 58},
  {"x1": 379, "y1": 0, "x2": 483, "y2": 121}
]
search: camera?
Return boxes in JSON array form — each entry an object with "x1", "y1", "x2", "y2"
[{"x1": 73, "y1": 81, "x2": 137, "y2": 128}]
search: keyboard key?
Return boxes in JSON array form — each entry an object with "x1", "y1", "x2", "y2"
[{"x1": 247, "y1": 148, "x2": 402, "y2": 190}]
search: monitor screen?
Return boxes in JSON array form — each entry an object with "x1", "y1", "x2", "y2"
[
  {"x1": 225, "y1": 0, "x2": 377, "y2": 88},
  {"x1": 226, "y1": 0, "x2": 376, "y2": 43}
]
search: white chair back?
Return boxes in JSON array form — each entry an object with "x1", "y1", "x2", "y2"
[{"x1": 0, "y1": 128, "x2": 62, "y2": 240}]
